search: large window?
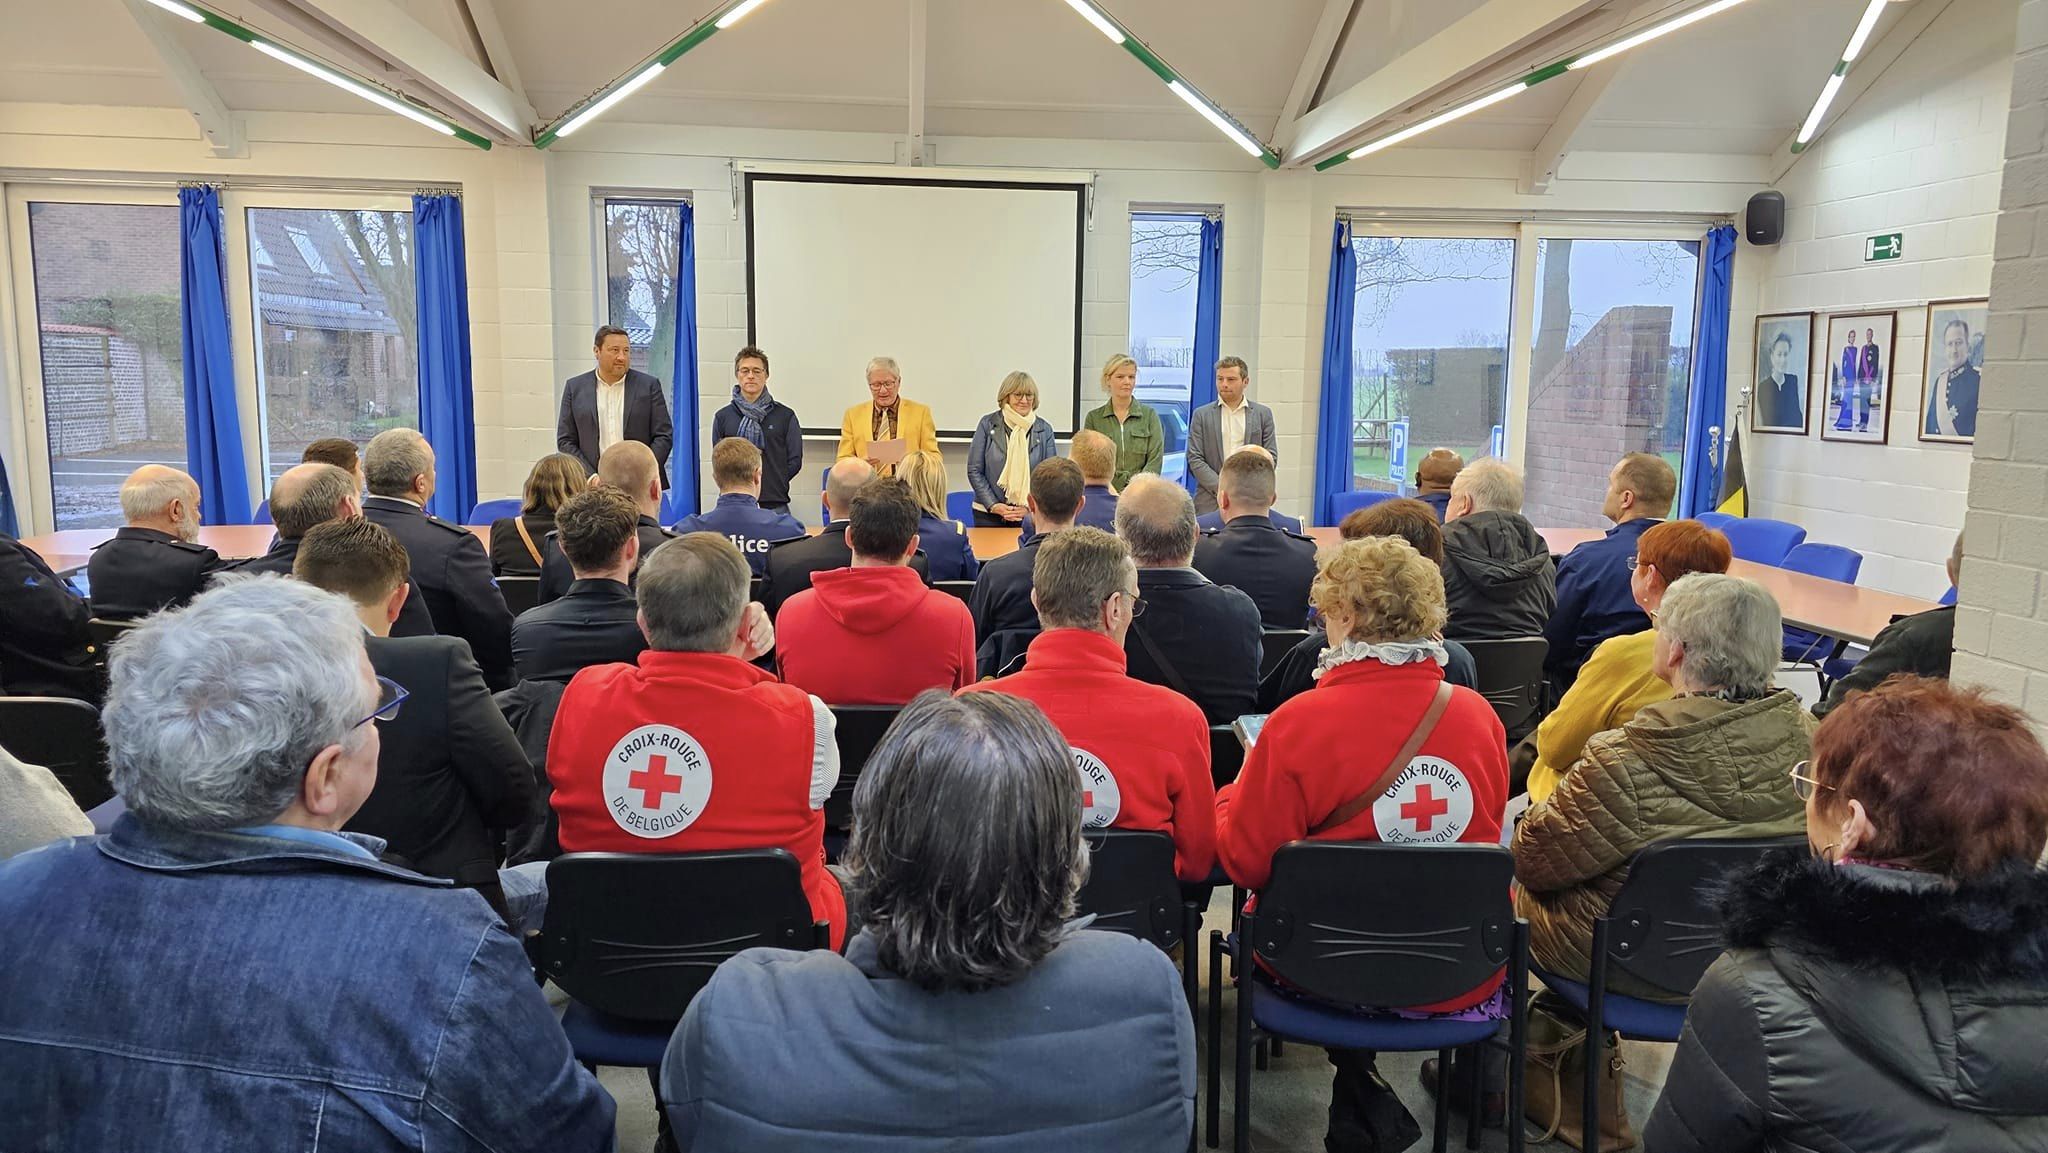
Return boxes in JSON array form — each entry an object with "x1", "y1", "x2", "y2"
[
  {"x1": 600, "y1": 199, "x2": 685, "y2": 388},
  {"x1": 26, "y1": 202, "x2": 186, "y2": 530},
  {"x1": 1128, "y1": 213, "x2": 1202, "y2": 483},
  {"x1": 250, "y1": 207, "x2": 419, "y2": 486},
  {"x1": 1522, "y1": 239, "x2": 1700, "y2": 526},
  {"x1": 1348, "y1": 235, "x2": 1515, "y2": 492}
]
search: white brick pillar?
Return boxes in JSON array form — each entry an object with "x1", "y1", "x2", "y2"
[{"x1": 1253, "y1": 169, "x2": 1316, "y2": 514}]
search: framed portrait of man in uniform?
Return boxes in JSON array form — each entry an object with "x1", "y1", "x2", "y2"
[
  {"x1": 1819, "y1": 311, "x2": 1895, "y2": 445},
  {"x1": 1751, "y1": 312, "x2": 1813, "y2": 435},
  {"x1": 1920, "y1": 299, "x2": 1986, "y2": 444}
]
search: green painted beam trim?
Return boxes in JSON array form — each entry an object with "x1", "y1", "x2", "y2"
[
  {"x1": 1314, "y1": 152, "x2": 1351, "y2": 172},
  {"x1": 655, "y1": 20, "x2": 723, "y2": 67},
  {"x1": 1118, "y1": 38, "x2": 1180, "y2": 86},
  {"x1": 1520, "y1": 59, "x2": 1573, "y2": 87},
  {"x1": 451, "y1": 126, "x2": 495, "y2": 150}
]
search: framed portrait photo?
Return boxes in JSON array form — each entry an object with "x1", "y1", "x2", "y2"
[
  {"x1": 1818, "y1": 311, "x2": 1895, "y2": 444},
  {"x1": 1751, "y1": 312, "x2": 1814, "y2": 434},
  {"x1": 1921, "y1": 299, "x2": 1986, "y2": 443}
]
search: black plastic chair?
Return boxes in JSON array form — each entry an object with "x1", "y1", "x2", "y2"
[
  {"x1": 1532, "y1": 836, "x2": 1802, "y2": 1142},
  {"x1": 1461, "y1": 637, "x2": 1548, "y2": 743},
  {"x1": 1075, "y1": 829, "x2": 1201, "y2": 1012},
  {"x1": 85, "y1": 617, "x2": 139, "y2": 650},
  {"x1": 0, "y1": 696, "x2": 112, "y2": 810},
  {"x1": 933, "y1": 580, "x2": 975, "y2": 604},
  {"x1": 1208, "y1": 724, "x2": 1246, "y2": 790},
  {"x1": 748, "y1": 575, "x2": 765, "y2": 606},
  {"x1": 496, "y1": 575, "x2": 541, "y2": 616},
  {"x1": 1259, "y1": 629, "x2": 1310, "y2": 680},
  {"x1": 825, "y1": 704, "x2": 902, "y2": 831},
  {"x1": 1208, "y1": 842, "x2": 1528, "y2": 1153}
]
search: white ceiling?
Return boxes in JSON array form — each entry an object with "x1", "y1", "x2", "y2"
[{"x1": 0, "y1": 0, "x2": 1921, "y2": 163}]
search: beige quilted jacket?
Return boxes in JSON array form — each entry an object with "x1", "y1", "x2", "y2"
[{"x1": 1512, "y1": 690, "x2": 1812, "y2": 1000}]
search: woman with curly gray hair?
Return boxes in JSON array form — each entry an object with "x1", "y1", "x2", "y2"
[{"x1": 659, "y1": 689, "x2": 1196, "y2": 1150}]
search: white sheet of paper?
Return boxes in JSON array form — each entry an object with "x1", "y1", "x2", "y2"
[{"x1": 868, "y1": 438, "x2": 908, "y2": 467}]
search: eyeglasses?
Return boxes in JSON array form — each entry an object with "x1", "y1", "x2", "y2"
[
  {"x1": 1788, "y1": 760, "x2": 1831, "y2": 802},
  {"x1": 1108, "y1": 590, "x2": 1147, "y2": 619},
  {"x1": 354, "y1": 675, "x2": 408, "y2": 729}
]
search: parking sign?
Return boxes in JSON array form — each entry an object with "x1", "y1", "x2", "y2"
[{"x1": 1388, "y1": 420, "x2": 1409, "y2": 484}]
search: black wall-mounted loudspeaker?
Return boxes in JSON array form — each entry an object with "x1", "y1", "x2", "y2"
[{"x1": 1746, "y1": 191, "x2": 1786, "y2": 246}]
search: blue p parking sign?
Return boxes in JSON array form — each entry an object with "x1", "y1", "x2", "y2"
[{"x1": 1388, "y1": 420, "x2": 1409, "y2": 484}]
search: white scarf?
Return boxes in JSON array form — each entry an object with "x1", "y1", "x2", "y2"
[
  {"x1": 997, "y1": 407, "x2": 1036, "y2": 505},
  {"x1": 1312, "y1": 638, "x2": 1449, "y2": 680}
]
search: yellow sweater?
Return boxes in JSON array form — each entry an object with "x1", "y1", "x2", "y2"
[{"x1": 1527, "y1": 629, "x2": 1671, "y2": 803}]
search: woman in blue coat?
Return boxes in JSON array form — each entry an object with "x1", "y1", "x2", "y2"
[
  {"x1": 900, "y1": 450, "x2": 979, "y2": 582},
  {"x1": 966, "y1": 371, "x2": 1056, "y2": 527}
]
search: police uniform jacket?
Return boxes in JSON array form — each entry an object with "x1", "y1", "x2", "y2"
[
  {"x1": 85, "y1": 527, "x2": 225, "y2": 620},
  {"x1": 1191, "y1": 515, "x2": 1317, "y2": 629},
  {"x1": 537, "y1": 516, "x2": 675, "y2": 604},
  {"x1": 229, "y1": 534, "x2": 436, "y2": 640},
  {"x1": 916, "y1": 514, "x2": 979, "y2": 582},
  {"x1": 0, "y1": 535, "x2": 96, "y2": 700},
  {"x1": 361, "y1": 496, "x2": 514, "y2": 691},
  {"x1": 511, "y1": 579, "x2": 646, "y2": 684},
  {"x1": 673, "y1": 493, "x2": 806, "y2": 577},
  {"x1": 1196, "y1": 508, "x2": 1303, "y2": 534}
]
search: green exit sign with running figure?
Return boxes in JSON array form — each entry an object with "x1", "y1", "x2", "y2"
[{"x1": 1866, "y1": 233, "x2": 1903, "y2": 262}]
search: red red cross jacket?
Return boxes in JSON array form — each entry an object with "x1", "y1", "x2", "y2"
[
  {"x1": 963, "y1": 628, "x2": 1216, "y2": 880},
  {"x1": 548, "y1": 649, "x2": 845, "y2": 947}
]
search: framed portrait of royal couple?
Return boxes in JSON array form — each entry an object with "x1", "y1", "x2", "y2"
[
  {"x1": 1751, "y1": 312, "x2": 1813, "y2": 435},
  {"x1": 1921, "y1": 299, "x2": 1986, "y2": 444},
  {"x1": 1819, "y1": 311, "x2": 1895, "y2": 444}
]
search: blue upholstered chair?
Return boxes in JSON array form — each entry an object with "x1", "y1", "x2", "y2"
[
  {"x1": 467, "y1": 498, "x2": 521, "y2": 526},
  {"x1": 1718, "y1": 517, "x2": 1806, "y2": 565},
  {"x1": 1779, "y1": 543, "x2": 1863, "y2": 665},
  {"x1": 1327, "y1": 489, "x2": 1398, "y2": 523}
]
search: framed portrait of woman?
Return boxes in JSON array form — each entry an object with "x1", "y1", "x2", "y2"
[
  {"x1": 1751, "y1": 312, "x2": 1813, "y2": 435},
  {"x1": 1819, "y1": 311, "x2": 1896, "y2": 445},
  {"x1": 1921, "y1": 299, "x2": 1986, "y2": 444}
]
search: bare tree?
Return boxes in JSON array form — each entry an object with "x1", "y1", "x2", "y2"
[
  {"x1": 334, "y1": 210, "x2": 416, "y2": 353},
  {"x1": 1130, "y1": 219, "x2": 1204, "y2": 291},
  {"x1": 604, "y1": 204, "x2": 683, "y2": 381}
]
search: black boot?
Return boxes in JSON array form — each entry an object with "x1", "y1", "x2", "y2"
[{"x1": 1325, "y1": 1049, "x2": 1422, "y2": 1153}]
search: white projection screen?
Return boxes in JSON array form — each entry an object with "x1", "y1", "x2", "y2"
[{"x1": 746, "y1": 173, "x2": 1085, "y2": 436}]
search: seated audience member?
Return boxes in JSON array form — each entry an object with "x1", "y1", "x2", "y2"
[
  {"x1": 490, "y1": 453, "x2": 585, "y2": 576},
  {"x1": 1515, "y1": 574, "x2": 1808, "y2": 999},
  {"x1": 1019, "y1": 429, "x2": 1120, "y2": 543},
  {"x1": 1440, "y1": 457, "x2": 1555, "y2": 641},
  {"x1": 764, "y1": 457, "x2": 928, "y2": 613},
  {"x1": 512, "y1": 488, "x2": 648, "y2": 683},
  {"x1": 777, "y1": 479, "x2": 974, "y2": 703},
  {"x1": 0, "y1": 745, "x2": 90, "y2": 861},
  {"x1": 1414, "y1": 448, "x2": 1463, "y2": 522},
  {"x1": 1192, "y1": 449, "x2": 1317, "y2": 627},
  {"x1": 899, "y1": 449, "x2": 979, "y2": 581},
  {"x1": 0, "y1": 577, "x2": 614, "y2": 1151},
  {"x1": 1116, "y1": 474, "x2": 1261, "y2": 724},
  {"x1": 971, "y1": 457, "x2": 1085, "y2": 668},
  {"x1": 295, "y1": 519, "x2": 537, "y2": 916},
  {"x1": 661, "y1": 690, "x2": 1195, "y2": 1151},
  {"x1": 86, "y1": 465, "x2": 226, "y2": 619},
  {"x1": 672, "y1": 437, "x2": 805, "y2": 577},
  {"x1": 300, "y1": 436, "x2": 364, "y2": 493},
  {"x1": 548, "y1": 534, "x2": 846, "y2": 945},
  {"x1": 1645, "y1": 677, "x2": 2048, "y2": 1153},
  {"x1": 1815, "y1": 532, "x2": 1962, "y2": 717},
  {"x1": 0, "y1": 533, "x2": 96, "y2": 700},
  {"x1": 1525, "y1": 519, "x2": 1732, "y2": 802},
  {"x1": 362, "y1": 428, "x2": 515, "y2": 689},
  {"x1": 233, "y1": 462, "x2": 435, "y2": 637},
  {"x1": 1544, "y1": 452, "x2": 1675, "y2": 693},
  {"x1": 1217, "y1": 535, "x2": 1509, "y2": 1149},
  {"x1": 964, "y1": 527, "x2": 1215, "y2": 879},
  {"x1": 965, "y1": 370, "x2": 1057, "y2": 526},
  {"x1": 538, "y1": 440, "x2": 675, "y2": 603},
  {"x1": 1260, "y1": 498, "x2": 1478, "y2": 711},
  {"x1": 1195, "y1": 445, "x2": 1303, "y2": 534}
]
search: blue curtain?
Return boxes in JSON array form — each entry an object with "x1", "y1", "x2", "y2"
[
  {"x1": 1680, "y1": 225, "x2": 1737, "y2": 518},
  {"x1": 1312, "y1": 218, "x2": 1357, "y2": 527},
  {"x1": 0, "y1": 454, "x2": 17, "y2": 538},
  {"x1": 1184, "y1": 214, "x2": 1224, "y2": 494},
  {"x1": 661, "y1": 202, "x2": 702, "y2": 523},
  {"x1": 178, "y1": 186, "x2": 251, "y2": 525},
  {"x1": 412, "y1": 194, "x2": 477, "y2": 523}
]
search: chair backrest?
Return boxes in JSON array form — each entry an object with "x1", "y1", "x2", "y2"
[
  {"x1": 933, "y1": 580, "x2": 975, "y2": 604},
  {"x1": 468, "y1": 497, "x2": 522, "y2": 526},
  {"x1": 1209, "y1": 724, "x2": 1245, "y2": 789},
  {"x1": 749, "y1": 574, "x2": 766, "y2": 606},
  {"x1": 531, "y1": 849, "x2": 823, "y2": 1022},
  {"x1": 253, "y1": 499, "x2": 273, "y2": 526},
  {"x1": 1939, "y1": 585, "x2": 1958, "y2": 606},
  {"x1": 496, "y1": 575, "x2": 541, "y2": 616},
  {"x1": 1328, "y1": 489, "x2": 1397, "y2": 522},
  {"x1": 1692, "y1": 511, "x2": 1734, "y2": 532},
  {"x1": 1260, "y1": 629, "x2": 1311, "y2": 680},
  {"x1": 826, "y1": 704, "x2": 903, "y2": 828},
  {"x1": 86, "y1": 617, "x2": 139, "y2": 651},
  {"x1": 1252, "y1": 841, "x2": 1516, "y2": 1009},
  {"x1": 0, "y1": 696, "x2": 112, "y2": 810},
  {"x1": 1460, "y1": 636, "x2": 1549, "y2": 737},
  {"x1": 946, "y1": 490, "x2": 975, "y2": 523},
  {"x1": 1602, "y1": 836, "x2": 1804, "y2": 995},
  {"x1": 1780, "y1": 542, "x2": 1862, "y2": 584},
  {"x1": 1073, "y1": 829, "x2": 1184, "y2": 952},
  {"x1": 1720, "y1": 517, "x2": 1807, "y2": 565}
]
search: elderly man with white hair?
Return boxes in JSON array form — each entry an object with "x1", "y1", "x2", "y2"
[
  {"x1": 1439, "y1": 456, "x2": 1556, "y2": 641},
  {"x1": 836, "y1": 356, "x2": 938, "y2": 476},
  {"x1": 0, "y1": 577, "x2": 616, "y2": 1151},
  {"x1": 84, "y1": 464, "x2": 226, "y2": 619}
]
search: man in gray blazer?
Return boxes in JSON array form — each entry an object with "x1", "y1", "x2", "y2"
[
  {"x1": 557, "y1": 325, "x2": 674, "y2": 489},
  {"x1": 1186, "y1": 355, "x2": 1277, "y2": 515}
]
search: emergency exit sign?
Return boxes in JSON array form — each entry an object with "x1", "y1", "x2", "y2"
[{"x1": 1866, "y1": 233, "x2": 1903, "y2": 262}]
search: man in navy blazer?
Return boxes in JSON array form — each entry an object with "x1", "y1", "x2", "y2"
[{"x1": 557, "y1": 326, "x2": 674, "y2": 488}]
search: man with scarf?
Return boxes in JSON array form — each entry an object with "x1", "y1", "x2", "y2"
[{"x1": 710, "y1": 346, "x2": 806, "y2": 515}]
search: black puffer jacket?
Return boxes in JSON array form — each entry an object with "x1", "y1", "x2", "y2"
[
  {"x1": 1644, "y1": 850, "x2": 2048, "y2": 1153},
  {"x1": 1440, "y1": 510, "x2": 1556, "y2": 641}
]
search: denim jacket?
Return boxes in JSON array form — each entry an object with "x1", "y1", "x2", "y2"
[
  {"x1": 966, "y1": 411, "x2": 1057, "y2": 509},
  {"x1": 0, "y1": 815, "x2": 615, "y2": 1152}
]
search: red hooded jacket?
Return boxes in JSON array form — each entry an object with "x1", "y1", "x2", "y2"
[{"x1": 775, "y1": 566, "x2": 975, "y2": 704}]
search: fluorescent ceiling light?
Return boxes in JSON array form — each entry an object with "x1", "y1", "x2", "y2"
[
  {"x1": 1349, "y1": 84, "x2": 1524, "y2": 159},
  {"x1": 715, "y1": 0, "x2": 771, "y2": 29},
  {"x1": 1843, "y1": 0, "x2": 1888, "y2": 62},
  {"x1": 1797, "y1": 71, "x2": 1845, "y2": 143},
  {"x1": 1169, "y1": 81, "x2": 1261, "y2": 158},
  {"x1": 251, "y1": 40, "x2": 454, "y2": 135},
  {"x1": 140, "y1": 0, "x2": 204, "y2": 22},
  {"x1": 1569, "y1": 0, "x2": 1751, "y2": 70},
  {"x1": 555, "y1": 63, "x2": 666, "y2": 137},
  {"x1": 1063, "y1": 0, "x2": 1125, "y2": 44}
]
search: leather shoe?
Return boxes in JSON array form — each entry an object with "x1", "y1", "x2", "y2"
[{"x1": 1418, "y1": 1057, "x2": 1505, "y2": 1129}]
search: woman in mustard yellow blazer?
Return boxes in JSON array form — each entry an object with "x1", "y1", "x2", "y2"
[{"x1": 837, "y1": 355, "x2": 939, "y2": 476}]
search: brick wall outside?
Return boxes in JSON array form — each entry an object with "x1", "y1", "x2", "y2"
[{"x1": 1522, "y1": 306, "x2": 1676, "y2": 527}]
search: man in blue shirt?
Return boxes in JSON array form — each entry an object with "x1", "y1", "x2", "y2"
[
  {"x1": 674, "y1": 437, "x2": 808, "y2": 576},
  {"x1": 1544, "y1": 452, "x2": 1676, "y2": 695}
]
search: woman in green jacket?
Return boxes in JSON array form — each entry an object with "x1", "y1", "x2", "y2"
[{"x1": 1082, "y1": 353, "x2": 1163, "y2": 490}]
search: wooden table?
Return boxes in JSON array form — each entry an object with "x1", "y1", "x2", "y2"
[{"x1": 20, "y1": 520, "x2": 1936, "y2": 646}]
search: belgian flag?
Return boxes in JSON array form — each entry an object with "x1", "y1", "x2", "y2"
[{"x1": 1716, "y1": 423, "x2": 1748, "y2": 518}]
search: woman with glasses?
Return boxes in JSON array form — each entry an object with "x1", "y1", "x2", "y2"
[
  {"x1": 1523, "y1": 519, "x2": 1733, "y2": 802},
  {"x1": 1646, "y1": 677, "x2": 2048, "y2": 1152},
  {"x1": 965, "y1": 370, "x2": 1057, "y2": 527}
]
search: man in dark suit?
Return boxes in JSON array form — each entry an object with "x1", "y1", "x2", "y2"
[
  {"x1": 0, "y1": 534, "x2": 96, "y2": 700},
  {"x1": 765, "y1": 458, "x2": 927, "y2": 614},
  {"x1": 972, "y1": 457, "x2": 1085, "y2": 649},
  {"x1": 1927, "y1": 317, "x2": 1980, "y2": 438},
  {"x1": 537, "y1": 441, "x2": 675, "y2": 603},
  {"x1": 85, "y1": 465, "x2": 226, "y2": 620},
  {"x1": 1186, "y1": 356, "x2": 1279, "y2": 515},
  {"x1": 361, "y1": 429, "x2": 514, "y2": 690},
  {"x1": 512, "y1": 487, "x2": 646, "y2": 683},
  {"x1": 1192, "y1": 451, "x2": 1317, "y2": 629},
  {"x1": 674, "y1": 438, "x2": 807, "y2": 576},
  {"x1": 557, "y1": 325, "x2": 674, "y2": 489},
  {"x1": 707, "y1": 346, "x2": 805, "y2": 513},
  {"x1": 230, "y1": 463, "x2": 435, "y2": 640},
  {"x1": 1115, "y1": 474, "x2": 1261, "y2": 725},
  {"x1": 1018, "y1": 429, "x2": 1120, "y2": 544},
  {"x1": 1858, "y1": 327, "x2": 1883, "y2": 432},
  {"x1": 293, "y1": 518, "x2": 535, "y2": 916}
]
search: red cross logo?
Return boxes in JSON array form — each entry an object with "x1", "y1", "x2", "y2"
[
  {"x1": 628, "y1": 754, "x2": 685, "y2": 810},
  {"x1": 1082, "y1": 790, "x2": 1094, "y2": 808},
  {"x1": 1400, "y1": 783, "x2": 1451, "y2": 831}
]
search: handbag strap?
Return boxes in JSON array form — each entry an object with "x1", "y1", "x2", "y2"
[
  {"x1": 1309, "y1": 681, "x2": 1454, "y2": 835},
  {"x1": 1130, "y1": 616, "x2": 1197, "y2": 701},
  {"x1": 513, "y1": 515, "x2": 543, "y2": 568}
]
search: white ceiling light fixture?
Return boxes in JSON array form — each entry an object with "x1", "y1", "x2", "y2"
[
  {"x1": 1170, "y1": 81, "x2": 1262, "y2": 157},
  {"x1": 1794, "y1": 0, "x2": 1889, "y2": 149},
  {"x1": 1842, "y1": 0, "x2": 1890, "y2": 61},
  {"x1": 138, "y1": 0, "x2": 205, "y2": 22},
  {"x1": 1051, "y1": 0, "x2": 1277, "y2": 165},
  {"x1": 553, "y1": 63, "x2": 665, "y2": 138},
  {"x1": 715, "y1": 0, "x2": 773, "y2": 29},
  {"x1": 251, "y1": 40, "x2": 455, "y2": 135},
  {"x1": 1062, "y1": 0, "x2": 1126, "y2": 44},
  {"x1": 1568, "y1": 0, "x2": 1753, "y2": 70},
  {"x1": 1344, "y1": 84, "x2": 1524, "y2": 159}
]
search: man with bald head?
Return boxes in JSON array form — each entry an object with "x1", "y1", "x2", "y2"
[
  {"x1": 1115, "y1": 474, "x2": 1261, "y2": 724},
  {"x1": 85, "y1": 465, "x2": 225, "y2": 619},
  {"x1": 231, "y1": 463, "x2": 434, "y2": 638},
  {"x1": 536, "y1": 441, "x2": 677, "y2": 604},
  {"x1": 764, "y1": 457, "x2": 928, "y2": 613}
]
